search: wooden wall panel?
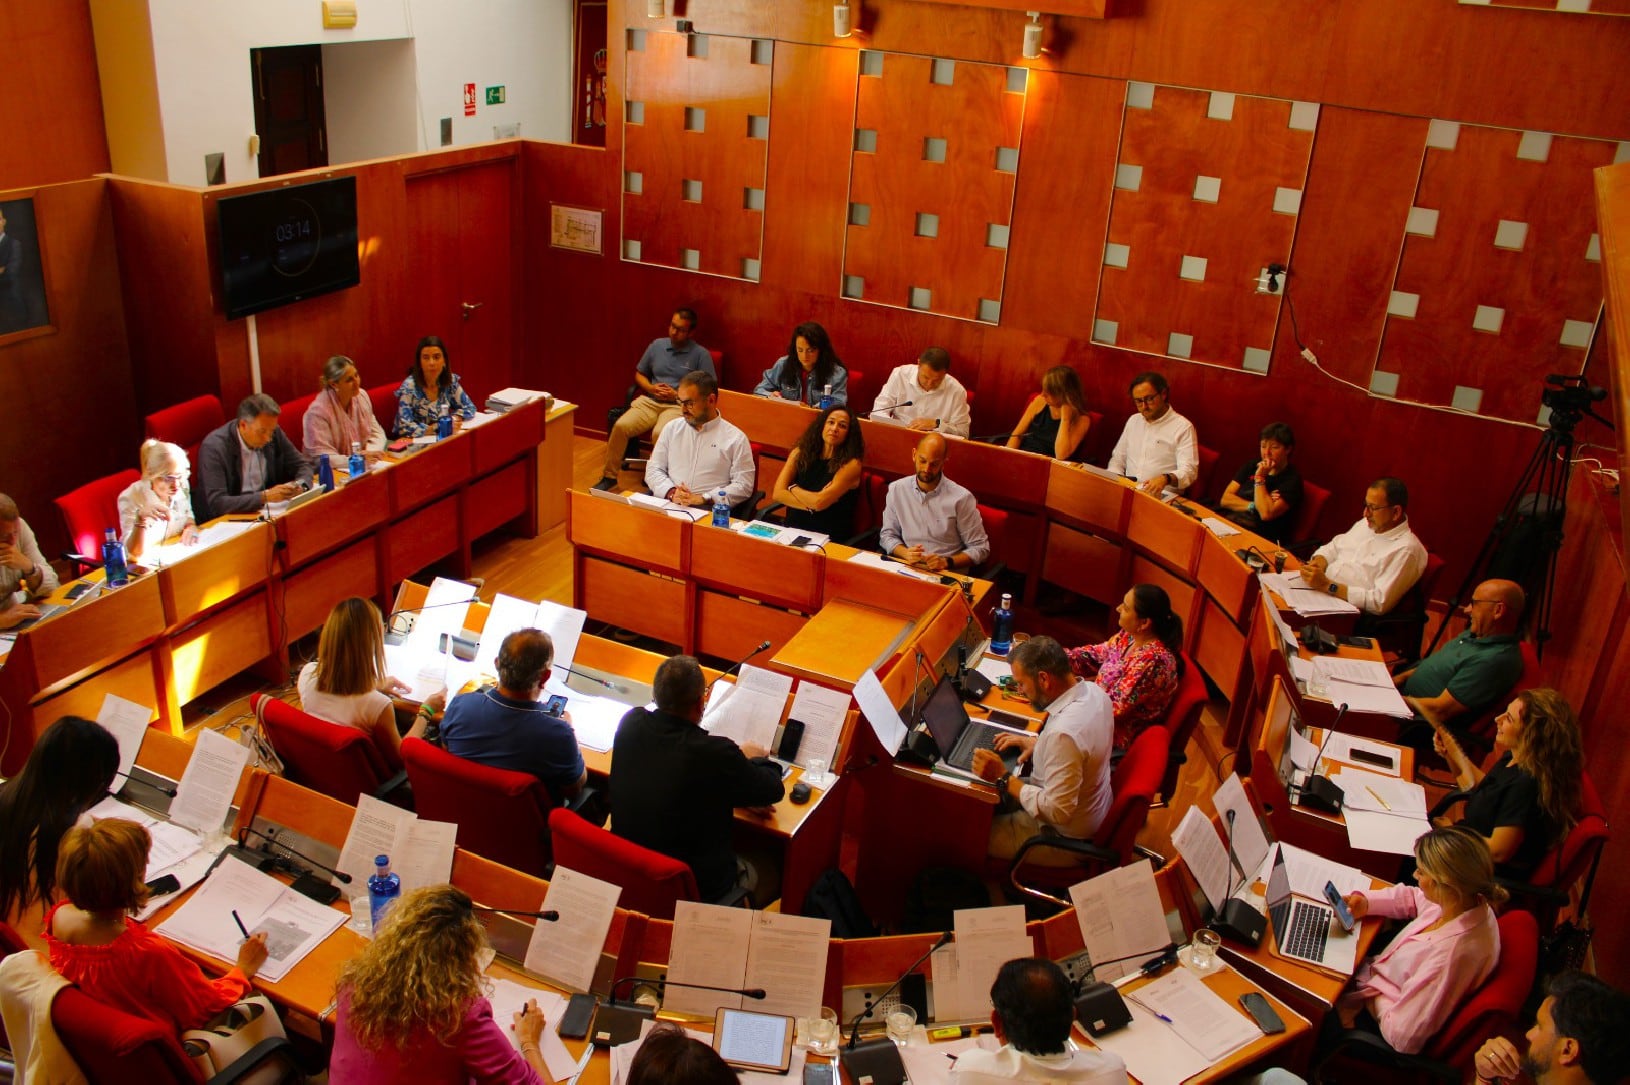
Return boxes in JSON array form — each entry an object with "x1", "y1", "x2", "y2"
[
  {"x1": 762, "y1": 43, "x2": 857, "y2": 299},
  {"x1": 0, "y1": 179, "x2": 138, "y2": 558},
  {"x1": 0, "y1": 3, "x2": 110, "y2": 189},
  {"x1": 1377, "y1": 124, "x2": 1615, "y2": 420}
]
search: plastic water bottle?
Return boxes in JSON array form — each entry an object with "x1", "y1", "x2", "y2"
[
  {"x1": 436, "y1": 402, "x2": 453, "y2": 440},
  {"x1": 711, "y1": 490, "x2": 730, "y2": 528},
  {"x1": 316, "y1": 454, "x2": 335, "y2": 493},
  {"x1": 348, "y1": 441, "x2": 366, "y2": 480},
  {"x1": 991, "y1": 593, "x2": 1015, "y2": 655},
  {"x1": 101, "y1": 528, "x2": 129, "y2": 588},
  {"x1": 368, "y1": 854, "x2": 401, "y2": 930},
  {"x1": 819, "y1": 384, "x2": 834, "y2": 411}
]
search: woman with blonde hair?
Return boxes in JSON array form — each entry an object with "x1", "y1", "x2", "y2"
[
  {"x1": 1336, "y1": 825, "x2": 1507, "y2": 1054},
  {"x1": 303, "y1": 353, "x2": 387, "y2": 463},
  {"x1": 45, "y1": 818, "x2": 270, "y2": 1032},
  {"x1": 1434, "y1": 687, "x2": 1584, "y2": 880},
  {"x1": 117, "y1": 439, "x2": 198, "y2": 559},
  {"x1": 297, "y1": 596, "x2": 437, "y2": 770},
  {"x1": 1006, "y1": 365, "x2": 1091, "y2": 462},
  {"x1": 330, "y1": 884, "x2": 549, "y2": 1083}
]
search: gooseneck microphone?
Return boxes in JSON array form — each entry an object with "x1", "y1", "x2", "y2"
[
  {"x1": 1298, "y1": 703, "x2": 1348, "y2": 815},
  {"x1": 589, "y1": 975, "x2": 767, "y2": 1047},
  {"x1": 114, "y1": 768, "x2": 177, "y2": 797},
  {"x1": 555, "y1": 662, "x2": 623, "y2": 693},
  {"x1": 720, "y1": 641, "x2": 772, "y2": 681},
  {"x1": 238, "y1": 825, "x2": 352, "y2": 884},
  {"x1": 1210, "y1": 809, "x2": 1266, "y2": 947},
  {"x1": 868, "y1": 399, "x2": 914, "y2": 417},
  {"x1": 839, "y1": 931, "x2": 951, "y2": 1085},
  {"x1": 472, "y1": 907, "x2": 559, "y2": 922}
]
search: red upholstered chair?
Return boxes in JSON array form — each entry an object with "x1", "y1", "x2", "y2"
[
  {"x1": 548, "y1": 807, "x2": 748, "y2": 920},
  {"x1": 54, "y1": 468, "x2": 141, "y2": 573},
  {"x1": 250, "y1": 693, "x2": 409, "y2": 808},
  {"x1": 277, "y1": 391, "x2": 318, "y2": 451},
  {"x1": 400, "y1": 737, "x2": 558, "y2": 877},
  {"x1": 1497, "y1": 769, "x2": 1607, "y2": 934},
  {"x1": 1287, "y1": 478, "x2": 1332, "y2": 550},
  {"x1": 1314, "y1": 909, "x2": 1538, "y2": 1082},
  {"x1": 0, "y1": 919, "x2": 26, "y2": 955},
  {"x1": 368, "y1": 383, "x2": 400, "y2": 438},
  {"x1": 1156, "y1": 653, "x2": 1210, "y2": 804},
  {"x1": 1191, "y1": 445, "x2": 1221, "y2": 503},
  {"x1": 50, "y1": 983, "x2": 302, "y2": 1084},
  {"x1": 976, "y1": 503, "x2": 1010, "y2": 580},
  {"x1": 145, "y1": 394, "x2": 225, "y2": 469},
  {"x1": 1368, "y1": 551, "x2": 1446, "y2": 666},
  {"x1": 997, "y1": 724, "x2": 1172, "y2": 911}
]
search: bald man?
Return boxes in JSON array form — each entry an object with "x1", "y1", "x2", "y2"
[
  {"x1": 879, "y1": 432, "x2": 989, "y2": 573},
  {"x1": 1396, "y1": 578, "x2": 1526, "y2": 729}
]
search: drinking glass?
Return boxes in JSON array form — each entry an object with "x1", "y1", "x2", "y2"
[
  {"x1": 1188, "y1": 928, "x2": 1221, "y2": 974},
  {"x1": 808, "y1": 1007, "x2": 840, "y2": 1056},
  {"x1": 885, "y1": 1003, "x2": 917, "y2": 1047}
]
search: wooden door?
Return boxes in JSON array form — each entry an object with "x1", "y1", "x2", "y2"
[
  {"x1": 403, "y1": 161, "x2": 516, "y2": 400},
  {"x1": 251, "y1": 45, "x2": 328, "y2": 177}
]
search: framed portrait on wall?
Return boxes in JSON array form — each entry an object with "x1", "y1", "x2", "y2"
[{"x1": 0, "y1": 197, "x2": 54, "y2": 344}]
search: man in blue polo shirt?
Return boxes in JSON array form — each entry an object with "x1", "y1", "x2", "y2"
[
  {"x1": 597, "y1": 307, "x2": 715, "y2": 490},
  {"x1": 439, "y1": 628, "x2": 586, "y2": 802},
  {"x1": 1396, "y1": 578, "x2": 1525, "y2": 740}
]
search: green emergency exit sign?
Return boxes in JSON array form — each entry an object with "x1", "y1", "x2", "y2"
[{"x1": 486, "y1": 86, "x2": 506, "y2": 105}]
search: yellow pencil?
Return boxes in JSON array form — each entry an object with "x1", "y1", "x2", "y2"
[{"x1": 1365, "y1": 786, "x2": 1391, "y2": 811}]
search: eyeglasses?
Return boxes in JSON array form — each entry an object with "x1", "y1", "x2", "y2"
[
  {"x1": 1131, "y1": 393, "x2": 1163, "y2": 406},
  {"x1": 1363, "y1": 502, "x2": 1396, "y2": 513}
]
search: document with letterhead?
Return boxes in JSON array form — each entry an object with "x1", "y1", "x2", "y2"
[
  {"x1": 786, "y1": 680, "x2": 848, "y2": 773},
  {"x1": 333, "y1": 794, "x2": 456, "y2": 897},
  {"x1": 701, "y1": 665, "x2": 791, "y2": 752},
  {"x1": 169, "y1": 728, "x2": 250, "y2": 833},
  {"x1": 934, "y1": 906, "x2": 1033, "y2": 1023},
  {"x1": 156, "y1": 856, "x2": 345, "y2": 982},
  {"x1": 664, "y1": 902, "x2": 831, "y2": 1020},
  {"x1": 95, "y1": 692, "x2": 152, "y2": 782},
  {"x1": 524, "y1": 866, "x2": 622, "y2": 993},
  {"x1": 1069, "y1": 859, "x2": 1171, "y2": 983}
]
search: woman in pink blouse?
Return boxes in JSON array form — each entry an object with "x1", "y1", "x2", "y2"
[
  {"x1": 1066, "y1": 583, "x2": 1182, "y2": 750},
  {"x1": 302, "y1": 354, "x2": 387, "y2": 463},
  {"x1": 1337, "y1": 825, "x2": 1506, "y2": 1054},
  {"x1": 330, "y1": 884, "x2": 549, "y2": 1084}
]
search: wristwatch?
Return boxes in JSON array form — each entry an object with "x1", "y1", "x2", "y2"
[
  {"x1": 1327, "y1": 582, "x2": 1339, "y2": 595},
  {"x1": 995, "y1": 771, "x2": 1013, "y2": 792}
]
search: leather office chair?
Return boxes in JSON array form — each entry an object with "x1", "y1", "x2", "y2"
[
  {"x1": 1363, "y1": 551, "x2": 1445, "y2": 667},
  {"x1": 1286, "y1": 478, "x2": 1332, "y2": 552},
  {"x1": 367, "y1": 384, "x2": 399, "y2": 439},
  {"x1": 50, "y1": 983, "x2": 303, "y2": 1084},
  {"x1": 1192, "y1": 445, "x2": 1221, "y2": 503},
  {"x1": 1313, "y1": 909, "x2": 1538, "y2": 1083},
  {"x1": 995, "y1": 724, "x2": 1171, "y2": 912},
  {"x1": 400, "y1": 737, "x2": 563, "y2": 877},
  {"x1": 547, "y1": 807, "x2": 749, "y2": 920},
  {"x1": 977, "y1": 503, "x2": 1010, "y2": 582},
  {"x1": 275, "y1": 392, "x2": 318, "y2": 452},
  {"x1": 54, "y1": 468, "x2": 141, "y2": 575},
  {"x1": 144, "y1": 394, "x2": 225, "y2": 469},
  {"x1": 249, "y1": 693, "x2": 410, "y2": 809},
  {"x1": 1155, "y1": 653, "x2": 1210, "y2": 805}
]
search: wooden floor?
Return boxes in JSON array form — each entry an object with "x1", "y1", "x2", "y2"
[{"x1": 191, "y1": 433, "x2": 1228, "y2": 868}]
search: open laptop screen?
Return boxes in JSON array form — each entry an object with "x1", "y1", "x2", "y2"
[{"x1": 918, "y1": 676, "x2": 970, "y2": 761}]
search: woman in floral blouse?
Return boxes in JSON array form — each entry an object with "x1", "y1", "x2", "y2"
[
  {"x1": 393, "y1": 335, "x2": 477, "y2": 438},
  {"x1": 1066, "y1": 583, "x2": 1183, "y2": 749}
]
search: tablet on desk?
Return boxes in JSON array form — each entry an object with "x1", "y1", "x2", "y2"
[{"x1": 712, "y1": 1007, "x2": 794, "y2": 1074}]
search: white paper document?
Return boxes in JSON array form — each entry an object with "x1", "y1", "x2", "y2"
[
  {"x1": 156, "y1": 856, "x2": 345, "y2": 981},
  {"x1": 524, "y1": 866, "x2": 622, "y2": 994},
  {"x1": 1319, "y1": 732, "x2": 1401, "y2": 776},
  {"x1": 853, "y1": 669, "x2": 908, "y2": 756},
  {"x1": 1280, "y1": 842, "x2": 1370, "y2": 900},
  {"x1": 535, "y1": 601, "x2": 588, "y2": 676},
  {"x1": 550, "y1": 689, "x2": 626, "y2": 753},
  {"x1": 169, "y1": 728, "x2": 251, "y2": 833},
  {"x1": 1123, "y1": 966, "x2": 1260, "y2": 1061},
  {"x1": 1211, "y1": 774, "x2": 1271, "y2": 886},
  {"x1": 1089, "y1": 1001, "x2": 1215, "y2": 1085},
  {"x1": 86, "y1": 794, "x2": 204, "y2": 879},
  {"x1": 142, "y1": 519, "x2": 259, "y2": 567},
  {"x1": 663, "y1": 903, "x2": 831, "y2": 1021},
  {"x1": 473, "y1": 593, "x2": 545, "y2": 678},
  {"x1": 1335, "y1": 766, "x2": 1431, "y2": 854},
  {"x1": 1311, "y1": 656, "x2": 1396, "y2": 689},
  {"x1": 701, "y1": 665, "x2": 791, "y2": 752},
  {"x1": 1263, "y1": 572, "x2": 1361, "y2": 617},
  {"x1": 786, "y1": 680, "x2": 849, "y2": 773},
  {"x1": 485, "y1": 979, "x2": 578, "y2": 1082},
  {"x1": 1068, "y1": 860, "x2": 1171, "y2": 983},
  {"x1": 383, "y1": 641, "x2": 449, "y2": 703},
  {"x1": 844, "y1": 549, "x2": 941, "y2": 582},
  {"x1": 1201, "y1": 517, "x2": 1241, "y2": 538},
  {"x1": 96, "y1": 693, "x2": 153, "y2": 781},
  {"x1": 333, "y1": 794, "x2": 457, "y2": 898},
  {"x1": 1171, "y1": 807, "x2": 1231, "y2": 914},
  {"x1": 1315, "y1": 678, "x2": 1413, "y2": 718},
  {"x1": 936, "y1": 907, "x2": 1033, "y2": 1023},
  {"x1": 739, "y1": 911, "x2": 831, "y2": 1020}
]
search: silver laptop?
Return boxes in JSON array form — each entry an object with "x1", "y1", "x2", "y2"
[{"x1": 1265, "y1": 847, "x2": 1359, "y2": 974}]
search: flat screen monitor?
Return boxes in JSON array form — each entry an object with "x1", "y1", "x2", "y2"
[{"x1": 217, "y1": 176, "x2": 360, "y2": 319}]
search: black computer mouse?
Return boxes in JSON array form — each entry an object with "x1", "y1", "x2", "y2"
[{"x1": 790, "y1": 781, "x2": 812, "y2": 804}]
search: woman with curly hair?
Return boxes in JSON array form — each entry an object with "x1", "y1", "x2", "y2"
[
  {"x1": 771, "y1": 404, "x2": 865, "y2": 539},
  {"x1": 1434, "y1": 687, "x2": 1584, "y2": 880},
  {"x1": 753, "y1": 321, "x2": 848, "y2": 407},
  {"x1": 330, "y1": 884, "x2": 549, "y2": 1083}
]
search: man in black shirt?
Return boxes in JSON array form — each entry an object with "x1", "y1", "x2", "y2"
[{"x1": 610, "y1": 655, "x2": 785, "y2": 902}]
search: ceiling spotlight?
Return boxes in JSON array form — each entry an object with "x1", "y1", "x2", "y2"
[
  {"x1": 1022, "y1": 11, "x2": 1044, "y2": 60},
  {"x1": 834, "y1": 2, "x2": 854, "y2": 38},
  {"x1": 647, "y1": 0, "x2": 665, "y2": 17}
]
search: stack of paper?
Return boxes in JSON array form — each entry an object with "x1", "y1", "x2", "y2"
[
  {"x1": 702, "y1": 665, "x2": 792, "y2": 752},
  {"x1": 1336, "y1": 768, "x2": 1430, "y2": 855},
  {"x1": 1201, "y1": 517, "x2": 1242, "y2": 538},
  {"x1": 786, "y1": 680, "x2": 848, "y2": 774},
  {"x1": 155, "y1": 857, "x2": 346, "y2": 982},
  {"x1": 1068, "y1": 860, "x2": 1171, "y2": 982},
  {"x1": 485, "y1": 388, "x2": 548, "y2": 413},
  {"x1": 1262, "y1": 572, "x2": 1361, "y2": 618},
  {"x1": 523, "y1": 867, "x2": 622, "y2": 993},
  {"x1": 932, "y1": 906, "x2": 1034, "y2": 1023},
  {"x1": 663, "y1": 902, "x2": 831, "y2": 1020},
  {"x1": 1094, "y1": 967, "x2": 1260, "y2": 1082},
  {"x1": 845, "y1": 550, "x2": 940, "y2": 582},
  {"x1": 333, "y1": 794, "x2": 457, "y2": 897},
  {"x1": 169, "y1": 729, "x2": 251, "y2": 834},
  {"x1": 485, "y1": 980, "x2": 578, "y2": 1080}
]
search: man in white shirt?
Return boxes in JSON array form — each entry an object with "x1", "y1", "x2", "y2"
[
  {"x1": 869, "y1": 347, "x2": 971, "y2": 438},
  {"x1": 1301, "y1": 477, "x2": 1427, "y2": 616},
  {"x1": 1106, "y1": 371, "x2": 1199, "y2": 497},
  {"x1": 950, "y1": 957, "x2": 1129, "y2": 1084},
  {"x1": 879, "y1": 433, "x2": 989, "y2": 572},
  {"x1": 973, "y1": 636, "x2": 1113, "y2": 862},
  {"x1": 644, "y1": 370, "x2": 755, "y2": 509}
]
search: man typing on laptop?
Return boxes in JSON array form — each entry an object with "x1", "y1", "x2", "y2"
[{"x1": 972, "y1": 636, "x2": 1113, "y2": 864}]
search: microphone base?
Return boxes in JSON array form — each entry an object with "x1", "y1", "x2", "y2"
[
  {"x1": 290, "y1": 872, "x2": 342, "y2": 905},
  {"x1": 1213, "y1": 898, "x2": 1266, "y2": 948},
  {"x1": 1074, "y1": 981, "x2": 1133, "y2": 1037},
  {"x1": 840, "y1": 1038, "x2": 908, "y2": 1085},
  {"x1": 1297, "y1": 774, "x2": 1345, "y2": 816},
  {"x1": 958, "y1": 670, "x2": 993, "y2": 702},
  {"x1": 590, "y1": 1002, "x2": 654, "y2": 1048}
]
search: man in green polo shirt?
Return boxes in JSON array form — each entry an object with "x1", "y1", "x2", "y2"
[{"x1": 1395, "y1": 578, "x2": 1525, "y2": 741}]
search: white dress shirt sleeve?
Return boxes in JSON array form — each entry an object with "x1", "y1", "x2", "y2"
[
  {"x1": 1107, "y1": 416, "x2": 1133, "y2": 477},
  {"x1": 940, "y1": 380, "x2": 972, "y2": 438},
  {"x1": 1171, "y1": 415, "x2": 1199, "y2": 491},
  {"x1": 644, "y1": 422, "x2": 678, "y2": 499},
  {"x1": 722, "y1": 426, "x2": 756, "y2": 507},
  {"x1": 954, "y1": 490, "x2": 990, "y2": 566}
]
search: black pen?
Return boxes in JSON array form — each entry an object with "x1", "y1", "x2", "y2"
[{"x1": 231, "y1": 909, "x2": 250, "y2": 939}]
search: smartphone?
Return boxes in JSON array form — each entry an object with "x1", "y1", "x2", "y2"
[
  {"x1": 1338, "y1": 635, "x2": 1376, "y2": 649},
  {"x1": 144, "y1": 873, "x2": 181, "y2": 896},
  {"x1": 1238, "y1": 992, "x2": 1285, "y2": 1034},
  {"x1": 1347, "y1": 747, "x2": 1395, "y2": 770},
  {"x1": 557, "y1": 992, "x2": 597, "y2": 1040},
  {"x1": 543, "y1": 694, "x2": 569, "y2": 718},
  {"x1": 803, "y1": 1062, "x2": 836, "y2": 1085},
  {"x1": 777, "y1": 718, "x2": 805, "y2": 761},
  {"x1": 1324, "y1": 880, "x2": 1356, "y2": 932},
  {"x1": 388, "y1": 438, "x2": 412, "y2": 453},
  {"x1": 65, "y1": 581, "x2": 94, "y2": 600}
]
